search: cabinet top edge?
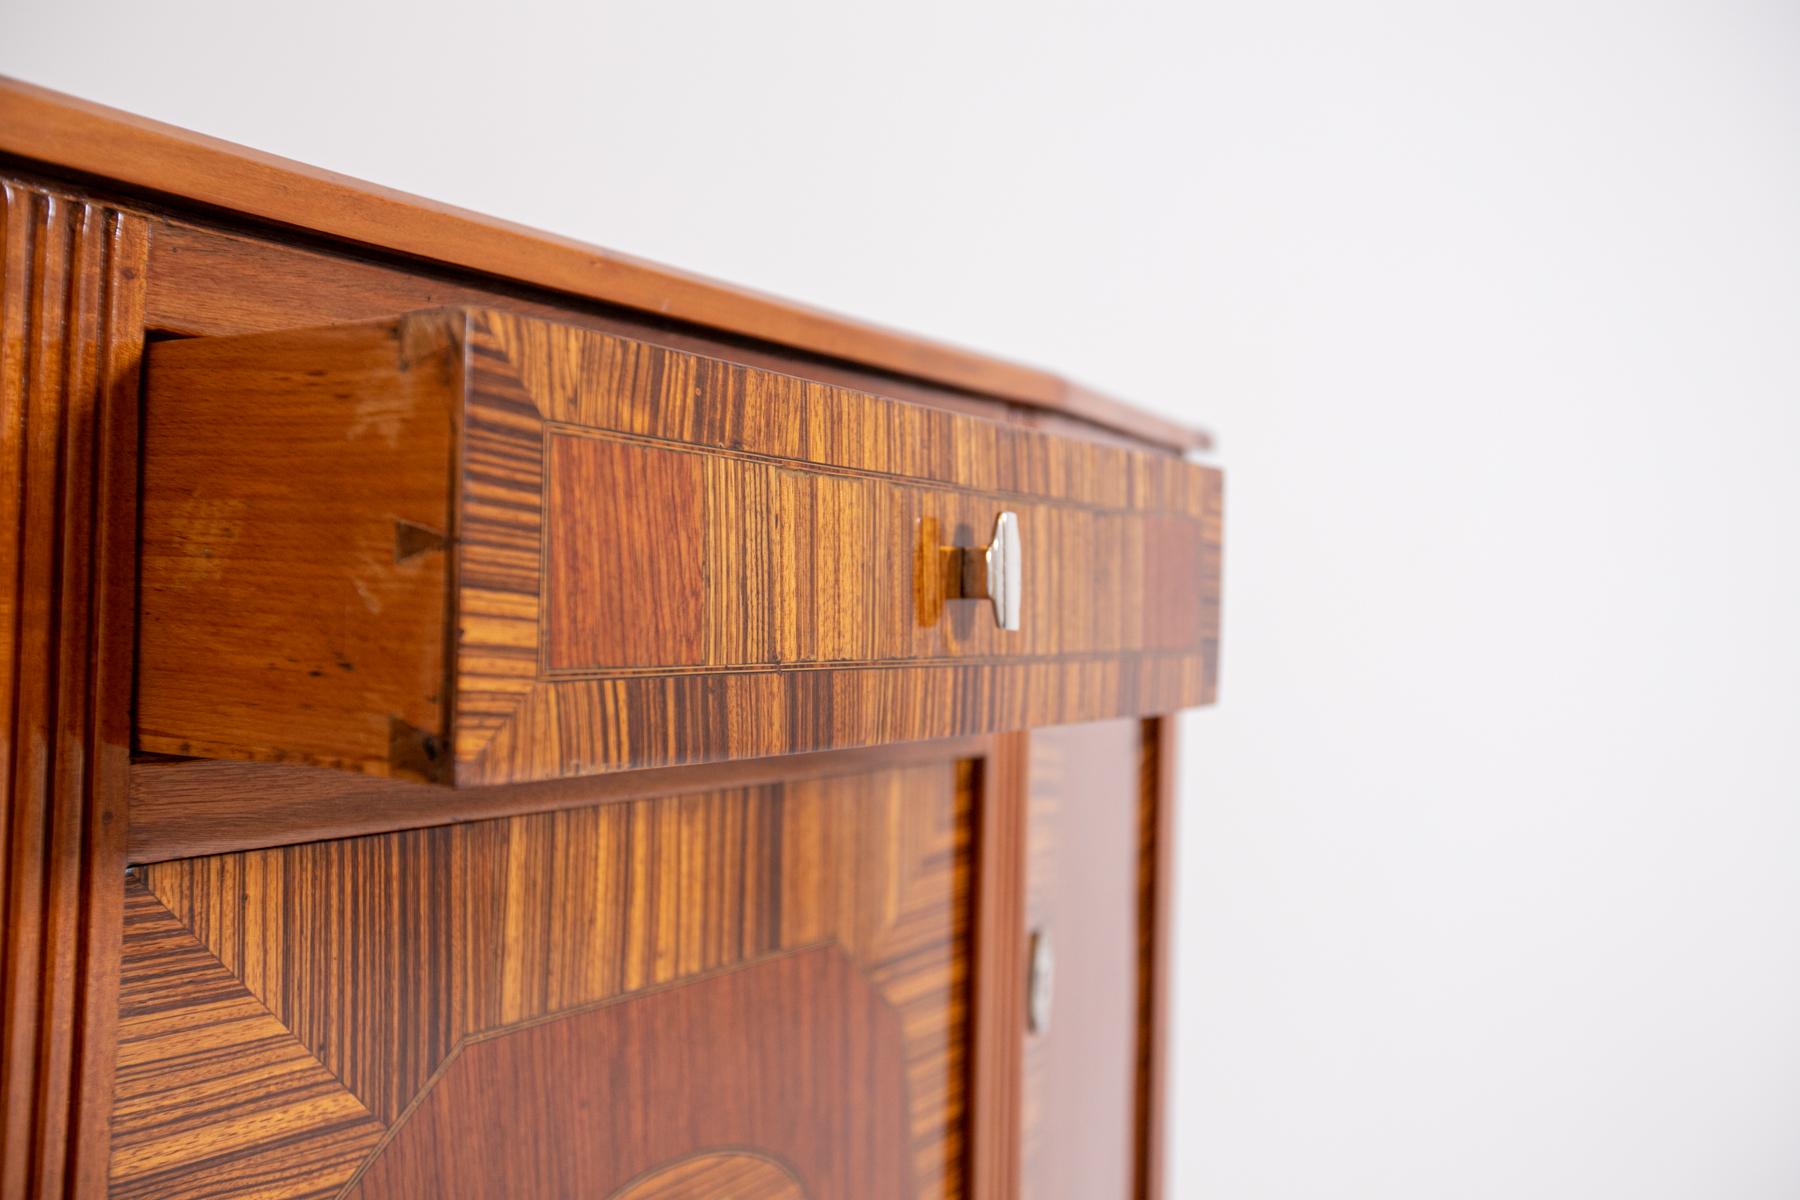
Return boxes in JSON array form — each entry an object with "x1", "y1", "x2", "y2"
[{"x1": 0, "y1": 75, "x2": 1212, "y2": 454}]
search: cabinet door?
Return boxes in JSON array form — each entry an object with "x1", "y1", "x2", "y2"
[
  {"x1": 1021, "y1": 719, "x2": 1158, "y2": 1200},
  {"x1": 110, "y1": 752, "x2": 982, "y2": 1199}
]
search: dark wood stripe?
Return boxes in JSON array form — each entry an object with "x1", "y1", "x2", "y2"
[{"x1": 1134, "y1": 716, "x2": 1178, "y2": 1200}]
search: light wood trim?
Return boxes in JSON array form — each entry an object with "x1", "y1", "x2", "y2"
[{"x1": 0, "y1": 77, "x2": 1211, "y2": 453}]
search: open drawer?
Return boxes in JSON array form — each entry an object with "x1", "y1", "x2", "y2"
[{"x1": 137, "y1": 309, "x2": 1222, "y2": 785}]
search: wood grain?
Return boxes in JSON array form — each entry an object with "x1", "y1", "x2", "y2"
[
  {"x1": 1021, "y1": 719, "x2": 1144, "y2": 1200},
  {"x1": 457, "y1": 308, "x2": 1221, "y2": 785},
  {"x1": 141, "y1": 216, "x2": 1172, "y2": 455},
  {"x1": 544, "y1": 435, "x2": 707, "y2": 669},
  {"x1": 0, "y1": 77, "x2": 1211, "y2": 452},
  {"x1": 0, "y1": 180, "x2": 146, "y2": 1200},
  {"x1": 125, "y1": 736, "x2": 989, "y2": 863},
  {"x1": 137, "y1": 307, "x2": 1223, "y2": 785},
  {"x1": 343, "y1": 948, "x2": 909, "y2": 1199},
  {"x1": 539, "y1": 432, "x2": 1206, "y2": 671},
  {"x1": 609, "y1": 1151, "x2": 804, "y2": 1200},
  {"x1": 113, "y1": 756, "x2": 974, "y2": 1198},
  {"x1": 1134, "y1": 716, "x2": 1178, "y2": 1200},
  {"x1": 0, "y1": 80, "x2": 1217, "y2": 1200},
  {"x1": 137, "y1": 313, "x2": 460, "y2": 780},
  {"x1": 968, "y1": 732, "x2": 1027, "y2": 1200},
  {"x1": 110, "y1": 883, "x2": 384, "y2": 1200}
]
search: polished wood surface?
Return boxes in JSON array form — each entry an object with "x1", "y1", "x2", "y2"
[
  {"x1": 1134, "y1": 716, "x2": 1178, "y2": 1200},
  {"x1": 0, "y1": 85, "x2": 1216, "y2": 1200},
  {"x1": 1021, "y1": 719, "x2": 1145, "y2": 1200},
  {"x1": 142, "y1": 217, "x2": 1170, "y2": 454},
  {"x1": 112, "y1": 755, "x2": 975, "y2": 1198},
  {"x1": 345, "y1": 948, "x2": 909, "y2": 1198},
  {"x1": 540, "y1": 432, "x2": 1208, "y2": 668},
  {"x1": 0, "y1": 77, "x2": 1210, "y2": 453},
  {"x1": 0, "y1": 180, "x2": 146, "y2": 1200},
  {"x1": 125, "y1": 736, "x2": 988, "y2": 863},
  {"x1": 138, "y1": 314, "x2": 460, "y2": 779},
  {"x1": 137, "y1": 308, "x2": 1222, "y2": 784},
  {"x1": 110, "y1": 884, "x2": 384, "y2": 1200},
  {"x1": 609, "y1": 1152, "x2": 805, "y2": 1200},
  {"x1": 969, "y1": 733, "x2": 1028, "y2": 1200}
]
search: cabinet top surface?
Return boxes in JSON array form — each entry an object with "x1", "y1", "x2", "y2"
[{"x1": 0, "y1": 75, "x2": 1209, "y2": 453}]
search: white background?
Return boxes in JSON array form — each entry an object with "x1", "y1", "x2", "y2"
[{"x1": 8, "y1": 2, "x2": 1800, "y2": 1194}]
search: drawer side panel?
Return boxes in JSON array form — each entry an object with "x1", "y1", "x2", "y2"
[{"x1": 137, "y1": 314, "x2": 461, "y2": 779}]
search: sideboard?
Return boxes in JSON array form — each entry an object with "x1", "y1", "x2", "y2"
[{"x1": 0, "y1": 78, "x2": 1221, "y2": 1200}]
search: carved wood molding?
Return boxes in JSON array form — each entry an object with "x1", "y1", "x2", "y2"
[{"x1": 0, "y1": 180, "x2": 146, "y2": 1200}]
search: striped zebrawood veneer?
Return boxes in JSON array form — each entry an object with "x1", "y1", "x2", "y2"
[{"x1": 0, "y1": 79, "x2": 1217, "y2": 1200}]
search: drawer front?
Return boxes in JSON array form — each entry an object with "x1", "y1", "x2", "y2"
[
  {"x1": 139, "y1": 309, "x2": 1221, "y2": 784},
  {"x1": 542, "y1": 435, "x2": 1206, "y2": 672}
]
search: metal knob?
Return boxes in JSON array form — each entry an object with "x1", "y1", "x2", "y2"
[
  {"x1": 1027, "y1": 927, "x2": 1054, "y2": 1034},
  {"x1": 945, "y1": 511, "x2": 1022, "y2": 631}
]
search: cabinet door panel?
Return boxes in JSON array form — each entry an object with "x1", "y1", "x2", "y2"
[
  {"x1": 110, "y1": 757, "x2": 976, "y2": 1199},
  {"x1": 1022, "y1": 719, "x2": 1148, "y2": 1200}
]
